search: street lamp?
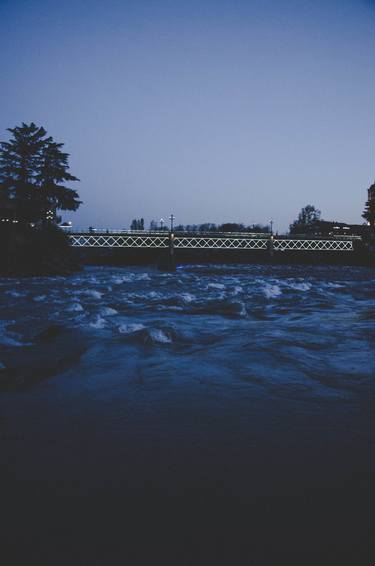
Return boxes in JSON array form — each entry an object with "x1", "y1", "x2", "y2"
[
  {"x1": 160, "y1": 218, "x2": 165, "y2": 230},
  {"x1": 169, "y1": 214, "x2": 174, "y2": 232},
  {"x1": 269, "y1": 219, "x2": 274, "y2": 236}
]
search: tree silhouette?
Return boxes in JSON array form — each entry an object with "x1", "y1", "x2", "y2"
[
  {"x1": 289, "y1": 205, "x2": 321, "y2": 235},
  {"x1": 0, "y1": 122, "x2": 81, "y2": 222},
  {"x1": 37, "y1": 138, "x2": 80, "y2": 215},
  {"x1": 130, "y1": 218, "x2": 144, "y2": 230},
  {"x1": 362, "y1": 183, "x2": 375, "y2": 228}
]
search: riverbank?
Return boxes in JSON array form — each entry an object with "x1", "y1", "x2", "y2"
[{"x1": 0, "y1": 224, "x2": 81, "y2": 276}]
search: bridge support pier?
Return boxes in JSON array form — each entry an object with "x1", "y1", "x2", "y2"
[
  {"x1": 157, "y1": 232, "x2": 176, "y2": 271},
  {"x1": 267, "y1": 237, "x2": 274, "y2": 260},
  {"x1": 168, "y1": 232, "x2": 176, "y2": 271}
]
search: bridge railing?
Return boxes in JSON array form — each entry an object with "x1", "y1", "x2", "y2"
[
  {"x1": 62, "y1": 227, "x2": 362, "y2": 241},
  {"x1": 63, "y1": 227, "x2": 270, "y2": 238},
  {"x1": 67, "y1": 231, "x2": 356, "y2": 251}
]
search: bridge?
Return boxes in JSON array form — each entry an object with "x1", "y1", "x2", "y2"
[{"x1": 67, "y1": 229, "x2": 355, "y2": 252}]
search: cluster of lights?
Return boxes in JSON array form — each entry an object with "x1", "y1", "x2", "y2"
[{"x1": 1, "y1": 219, "x2": 18, "y2": 223}]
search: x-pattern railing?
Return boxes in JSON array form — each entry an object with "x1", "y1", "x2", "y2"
[
  {"x1": 69, "y1": 234, "x2": 169, "y2": 248},
  {"x1": 173, "y1": 237, "x2": 269, "y2": 250},
  {"x1": 68, "y1": 232, "x2": 354, "y2": 252},
  {"x1": 273, "y1": 239, "x2": 354, "y2": 251}
]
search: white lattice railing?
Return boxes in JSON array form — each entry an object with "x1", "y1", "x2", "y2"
[
  {"x1": 68, "y1": 232, "x2": 355, "y2": 252},
  {"x1": 273, "y1": 239, "x2": 354, "y2": 252},
  {"x1": 173, "y1": 237, "x2": 269, "y2": 250},
  {"x1": 69, "y1": 234, "x2": 169, "y2": 248}
]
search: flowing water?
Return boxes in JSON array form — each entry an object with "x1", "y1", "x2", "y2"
[{"x1": 1, "y1": 263, "x2": 374, "y2": 503}]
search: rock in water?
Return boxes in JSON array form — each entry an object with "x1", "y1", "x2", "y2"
[
  {"x1": 34, "y1": 324, "x2": 66, "y2": 343},
  {"x1": 0, "y1": 327, "x2": 87, "y2": 391}
]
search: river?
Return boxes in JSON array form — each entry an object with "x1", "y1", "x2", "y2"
[{"x1": 1, "y1": 263, "x2": 374, "y2": 563}]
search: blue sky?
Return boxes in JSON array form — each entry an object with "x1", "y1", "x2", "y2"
[{"x1": 0, "y1": 0, "x2": 374, "y2": 232}]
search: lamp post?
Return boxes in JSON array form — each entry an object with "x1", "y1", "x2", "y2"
[
  {"x1": 169, "y1": 214, "x2": 174, "y2": 232},
  {"x1": 160, "y1": 218, "x2": 164, "y2": 230},
  {"x1": 269, "y1": 219, "x2": 274, "y2": 236}
]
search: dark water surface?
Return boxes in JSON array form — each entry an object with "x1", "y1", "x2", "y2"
[{"x1": 1, "y1": 264, "x2": 375, "y2": 564}]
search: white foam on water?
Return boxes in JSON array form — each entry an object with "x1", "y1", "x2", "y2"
[
  {"x1": 5, "y1": 290, "x2": 26, "y2": 298},
  {"x1": 112, "y1": 275, "x2": 133, "y2": 284},
  {"x1": 208, "y1": 283, "x2": 225, "y2": 290},
  {"x1": 89, "y1": 316, "x2": 107, "y2": 329},
  {"x1": 136, "y1": 273, "x2": 151, "y2": 281},
  {"x1": 101, "y1": 306, "x2": 118, "y2": 316},
  {"x1": 326, "y1": 282, "x2": 344, "y2": 289},
  {"x1": 263, "y1": 284, "x2": 282, "y2": 299},
  {"x1": 181, "y1": 293, "x2": 195, "y2": 304},
  {"x1": 118, "y1": 323, "x2": 145, "y2": 334},
  {"x1": 148, "y1": 291, "x2": 161, "y2": 299},
  {"x1": 0, "y1": 336, "x2": 25, "y2": 346},
  {"x1": 287, "y1": 282, "x2": 312, "y2": 291},
  {"x1": 149, "y1": 328, "x2": 172, "y2": 344},
  {"x1": 67, "y1": 303, "x2": 84, "y2": 312},
  {"x1": 0, "y1": 320, "x2": 24, "y2": 346},
  {"x1": 84, "y1": 289, "x2": 103, "y2": 299},
  {"x1": 33, "y1": 295, "x2": 47, "y2": 302},
  {"x1": 236, "y1": 301, "x2": 247, "y2": 317},
  {"x1": 233, "y1": 286, "x2": 243, "y2": 295}
]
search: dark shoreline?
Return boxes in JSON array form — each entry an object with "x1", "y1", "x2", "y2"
[
  {"x1": 0, "y1": 224, "x2": 80, "y2": 277},
  {"x1": 75, "y1": 245, "x2": 375, "y2": 269}
]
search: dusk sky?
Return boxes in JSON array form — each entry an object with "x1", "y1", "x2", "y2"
[{"x1": 1, "y1": 0, "x2": 374, "y2": 232}]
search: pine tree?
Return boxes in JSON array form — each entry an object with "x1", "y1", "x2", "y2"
[
  {"x1": 37, "y1": 138, "x2": 81, "y2": 218},
  {"x1": 0, "y1": 122, "x2": 81, "y2": 222},
  {"x1": 0, "y1": 123, "x2": 46, "y2": 221},
  {"x1": 362, "y1": 183, "x2": 375, "y2": 228}
]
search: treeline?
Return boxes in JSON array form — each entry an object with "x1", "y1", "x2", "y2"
[
  {"x1": 130, "y1": 218, "x2": 145, "y2": 230},
  {"x1": 289, "y1": 204, "x2": 373, "y2": 236},
  {"x1": 147, "y1": 220, "x2": 270, "y2": 233}
]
